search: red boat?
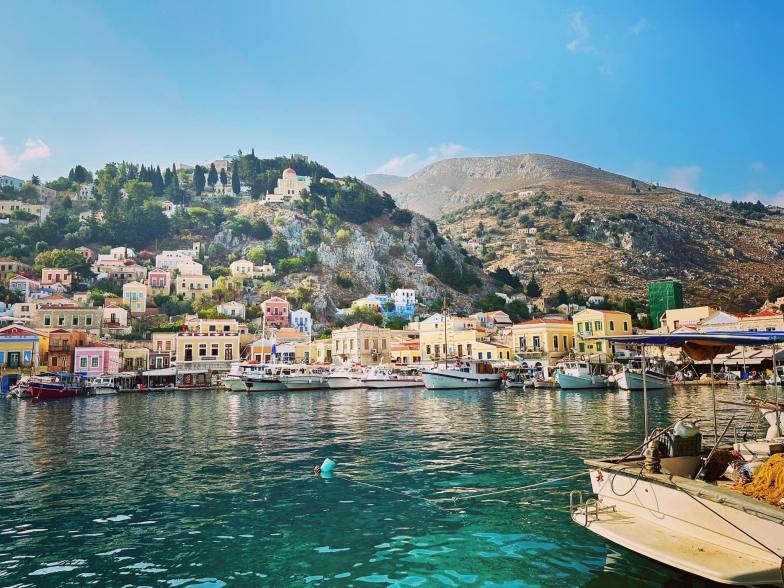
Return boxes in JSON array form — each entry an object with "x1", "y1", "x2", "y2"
[{"x1": 29, "y1": 373, "x2": 89, "y2": 400}]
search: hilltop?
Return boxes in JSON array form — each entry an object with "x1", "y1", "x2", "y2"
[{"x1": 369, "y1": 154, "x2": 784, "y2": 311}]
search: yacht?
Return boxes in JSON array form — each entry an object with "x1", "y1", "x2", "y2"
[
  {"x1": 423, "y1": 360, "x2": 502, "y2": 390},
  {"x1": 222, "y1": 362, "x2": 270, "y2": 391},
  {"x1": 280, "y1": 366, "x2": 331, "y2": 391},
  {"x1": 361, "y1": 366, "x2": 423, "y2": 389},
  {"x1": 555, "y1": 361, "x2": 608, "y2": 390},
  {"x1": 326, "y1": 367, "x2": 366, "y2": 389},
  {"x1": 90, "y1": 373, "x2": 139, "y2": 395}
]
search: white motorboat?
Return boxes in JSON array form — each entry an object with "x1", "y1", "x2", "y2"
[
  {"x1": 361, "y1": 366, "x2": 423, "y2": 389},
  {"x1": 280, "y1": 366, "x2": 331, "y2": 391},
  {"x1": 222, "y1": 362, "x2": 265, "y2": 391},
  {"x1": 90, "y1": 375, "x2": 120, "y2": 395},
  {"x1": 555, "y1": 361, "x2": 608, "y2": 390},
  {"x1": 615, "y1": 368, "x2": 670, "y2": 391},
  {"x1": 326, "y1": 367, "x2": 366, "y2": 390},
  {"x1": 423, "y1": 360, "x2": 502, "y2": 390}
]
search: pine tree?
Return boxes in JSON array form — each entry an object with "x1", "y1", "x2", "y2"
[
  {"x1": 30, "y1": 174, "x2": 40, "y2": 185},
  {"x1": 164, "y1": 167, "x2": 173, "y2": 187},
  {"x1": 526, "y1": 276, "x2": 542, "y2": 298},
  {"x1": 219, "y1": 168, "x2": 228, "y2": 186},
  {"x1": 207, "y1": 163, "x2": 218, "y2": 187},
  {"x1": 231, "y1": 161, "x2": 241, "y2": 195}
]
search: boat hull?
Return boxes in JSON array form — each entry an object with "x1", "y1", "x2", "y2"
[
  {"x1": 556, "y1": 372, "x2": 608, "y2": 390},
  {"x1": 615, "y1": 371, "x2": 670, "y2": 391},
  {"x1": 422, "y1": 370, "x2": 501, "y2": 390},
  {"x1": 574, "y1": 466, "x2": 784, "y2": 586},
  {"x1": 91, "y1": 386, "x2": 119, "y2": 395},
  {"x1": 363, "y1": 378, "x2": 423, "y2": 389},
  {"x1": 222, "y1": 376, "x2": 247, "y2": 391},
  {"x1": 244, "y1": 379, "x2": 287, "y2": 392},
  {"x1": 327, "y1": 376, "x2": 365, "y2": 390},
  {"x1": 281, "y1": 376, "x2": 329, "y2": 391},
  {"x1": 29, "y1": 383, "x2": 87, "y2": 400}
]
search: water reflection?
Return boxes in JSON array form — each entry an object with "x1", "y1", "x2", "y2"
[{"x1": 0, "y1": 385, "x2": 772, "y2": 586}]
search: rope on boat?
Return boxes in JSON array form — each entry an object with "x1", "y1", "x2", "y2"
[
  {"x1": 443, "y1": 471, "x2": 588, "y2": 503},
  {"x1": 339, "y1": 473, "x2": 450, "y2": 511}
]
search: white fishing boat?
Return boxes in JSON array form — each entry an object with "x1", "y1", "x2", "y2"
[
  {"x1": 765, "y1": 365, "x2": 784, "y2": 386},
  {"x1": 361, "y1": 366, "x2": 423, "y2": 389},
  {"x1": 572, "y1": 330, "x2": 784, "y2": 586},
  {"x1": 423, "y1": 360, "x2": 502, "y2": 390},
  {"x1": 555, "y1": 361, "x2": 608, "y2": 390},
  {"x1": 280, "y1": 366, "x2": 331, "y2": 391},
  {"x1": 503, "y1": 366, "x2": 536, "y2": 389},
  {"x1": 615, "y1": 368, "x2": 670, "y2": 391},
  {"x1": 222, "y1": 362, "x2": 265, "y2": 391},
  {"x1": 326, "y1": 367, "x2": 366, "y2": 389}
]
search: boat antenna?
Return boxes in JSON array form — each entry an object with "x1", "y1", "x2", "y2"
[{"x1": 443, "y1": 297, "x2": 448, "y2": 370}]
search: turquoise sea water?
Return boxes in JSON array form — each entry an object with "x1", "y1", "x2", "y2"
[{"x1": 0, "y1": 386, "x2": 770, "y2": 587}]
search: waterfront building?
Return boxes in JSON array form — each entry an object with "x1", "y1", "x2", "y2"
[
  {"x1": 121, "y1": 347, "x2": 149, "y2": 372},
  {"x1": 175, "y1": 331, "x2": 240, "y2": 372},
  {"x1": 289, "y1": 308, "x2": 312, "y2": 335},
  {"x1": 75, "y1": 343, "x2": 120, "y2": 376},
  {"x1": 261, "y1": 296, "x2": 290, "y2": 328},
  {"x1": 152, "y1": 332, "x2": 176, "y2": 364},
  {"x1": 697, "y1": 311, "x2": 741, "y2": 332},
  {"x1": 648, "y1": 279, "x2": 684, "y2": 329},
  {"x1": 40, "y1": 268, "x2": 72, "y2": 289},
  {"x1": 229, "y1": 259, "x2": 254, "y2": 278},
  {"x1": 217, "y1": 301, "x2": 246, "y2": 319},
  {"x1": 740, "y1": 308, "x2": 784, "y2": 332},
  {"x1": 184, "y1": 316, "x2": 247, "y2": 335},
  {"x1": 473, "y1": 340, "x2": 513, "y2": 361},
  {"x1": 390, "y1": 337, "x2": 421, "y2": 365},
  {"x1": 0, "y1": 175, "x2": 24, "y2": 190},
  {"x1": 147, "y1": 268, "x2": 171, "y2": 296},
  {"x1": 266, "y1": 168, "x2": 311, "y2": 203},
  {"x1": 47, "y1": 329, "x2": 88, "y2": 373},
  {"x1": 0, "y1": 333, "x2": 40, "y2": 391},
  {"x1": 416, "y1": 313, "x2": 483, "y2": 362},
  {"x1": 509, "y1": 318, "x2": 574, "y2": 369},
  {"x1": 176, "y1": 274, "x2": 213, "y2": 300},
  {"x1": 0, "y1": 258, "x2": 32, "y2": 281},
  {"x1": 660, "y1": 306, "x2": 716, "y2": 332},
  {"x1": 122, "y1": 281, "x2": 147, "y2": 315},
  {"x1": 572, "y1": 309, "x2": 632, "y2": 356},
  {"x1": 331, "y1": 323, "x2": 390, "y2": 365}
]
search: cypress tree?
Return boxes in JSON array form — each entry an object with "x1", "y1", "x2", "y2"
[
  {"x1": 193, "y1": 165, "x2": 205, "y2": 195},
  {"x1": 164, "y1": 167, "x2": 173, "y2": 187},
  {"x1": 231, "y1": 161, "x2": 240, "y2": 195},
  {"x1": 219, "y1": 168, "x2": 228, "y2": 186},
  {"x1": 207, "y1": 163, "x2": 218, "y2": 187}
]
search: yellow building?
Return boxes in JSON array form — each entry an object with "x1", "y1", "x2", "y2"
[
  {"x1": 350, "y1": 296, "x2": 385, "y2": 312},
  {"x1": 390, "y1": 337, "x2": 421, "y2": 365},
  {"x1": 573, "y1": 309, "x2": 632, "y2": 355},
  {"x1": 176, "y1": 274, "x2": 213, "y2": 300},
  {"x1": 509, "y1": 318, "x2": 574, "y2": 365},
  {"x1": 121, "y1": 346, "x2": 150, "y2": 371},
  {"x1": 417, "y1": 312, "x2": 489, "y2": 362},
  {"x1": 661, "y1": 306, "x2": 716, "y2": 332},
  {"x1": 175, "y1": 331, "x2": 240, "y2": 371},
  {"x1": 331, "y1": 323, "x2": 390, "y2": 365},
  {"x1": 0, "y1": 325, "x2": 47, "y2": 391},
  {"x1": 739, "y1": 309, "x2": 784, "y2": 332},
  {"x1": 122, "y1": 281, "x2": 147, "y2": 315}
]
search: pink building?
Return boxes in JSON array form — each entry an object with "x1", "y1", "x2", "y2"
[
  {"x1": 147, "y1": 268, "x2": 171, "y2": 296},
  {"x1": 261, "y1": 296, "x2": 290, "y2": 328},
  {"x1": 74, "y1": 343, "x2": 120, "y2": 376}
]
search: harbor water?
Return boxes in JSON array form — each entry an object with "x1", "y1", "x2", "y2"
[{"x1": 0, "y1": 386, "x2": 774, "y2": 587}]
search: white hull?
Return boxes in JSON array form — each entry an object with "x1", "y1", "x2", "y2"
[
  {"x1": 281, "y1": 376, "x2": 329, "y2": 391},
  {"x1": 760, "y1": 407, "x2": 784, "y2": 439},
  {"x1": 245, "y1": 378, "x2": 287, "y2": 392},
  {"x1": 326, "y1": 376, "x2": 365, "y2": 389},
  {"x1": 363, "y1": 378, "x2": 423, "y2": 389},
  {"x1": 615, "y1": 371, "x2": 670, "y2": 391},
  {"x1": 556, "y1": 372, "x2": 608, "y2": 390},
  {"x1": 222, "y1": 377, "x2": 247, "y2": 392},
  {"x1": 422, "y1": 370, "x2": 501, "y2": 390},
  {"x1": 574, "y1": 466, "x2": 784, "y2": 585},
  {"x1": 91, "y1": 386, "x2": 119, "y2": 395}
]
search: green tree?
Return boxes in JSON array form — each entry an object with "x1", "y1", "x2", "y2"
[
  {"x1": 248, "y1": 246, "x2": 267, "y2": 265},
  {"x1": 30, "y1": 174, "x2": 41, "y2": 186},
  {"x1": 525, "y1": 276, "x2": 542, "y2": 298},
  {"x1": 231, "y1": 163, "x2": 241, "y2": 194},
  {"x1": 192, "y1": 165, "x2": 206, "y2": 195},
  {"x1": 207, "y1": 163, "x2": 218, "y2": 187},
  {"x1": 33, "y1": 248, "x2": 91, "y2": 277},
  {"x1": 219, "y1": 168, "x2": 228, "y2": 187}
]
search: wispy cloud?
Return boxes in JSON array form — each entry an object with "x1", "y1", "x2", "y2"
[
  {"x1": 628, "y1": 18, "x2": 648, "y2": 35},
  {"x1": 665, "y1": 165, "x2": 701, "y2": 192},
  {"x1": 565, "y1": 12, "x2": 593, "y2": 53},
  {"x1": 750, "y1": 161, "x2": 765, "y2": 172},
  {"x1": 0, "y1": 138, "x2": 51, "y2": 175},
  {"x1": 373, "y1": 143, "x2": 472, "y2": 176}
]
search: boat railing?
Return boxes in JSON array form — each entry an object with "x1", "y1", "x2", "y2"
[{"x1": 569, "y1": 490, "x2": 614, "y2": 527}]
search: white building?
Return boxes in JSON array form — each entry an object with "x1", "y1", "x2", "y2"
[
  {"x1": 110, "y1": 246, "x2": 135, "y2": 260},
  {"x1": 587, "y1": 295, "x2": 605, "y2": 306},
  {"x1": 155, "y1": 250, "x2": 194, "y2": 271},
  {"x1": 392, "y1": 288, "x2": 416, "y2": 317},
  {"x1": 289, "y1": 308, "x2": 313, "y2": 336},
  {"x1": 177, "y1": 259, "x2": 203, "y2": 276},
  {"x1": 229, "y1": 259, "x2": 254, "y2": 278},
  {"x1": 160, "y1": 201, "x2": 181, "y2": 218},
  {"x1": 254, "y1": 263, "x2": 275, "y2": 278},
  {"x1": 77, "y1": 183, "x2": 94, "y2": 201},
  {"x1": 266, "y1": 168, "x2": 311, "y2": 203},
  {"x1": 0, "y1": 176, "x2": 23, "y2": 190},
  {"x1": 217, "y1": 301, "x2": 246, "y2": 320}
]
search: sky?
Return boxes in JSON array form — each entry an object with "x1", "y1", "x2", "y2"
[{"x1": 1, "y1": 1, "x2": 782, "y2": 203}]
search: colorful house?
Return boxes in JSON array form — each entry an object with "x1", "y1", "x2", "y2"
[
  {"x1": 41, "y1": 268, "x2": 72, "y2": 289},
  {"x1": 147, "y1": 268, "x2": 171, "y2": 296},
  {"x1": 122, "y1": 281, "x2": 147, "y2": 315},
  {"x1": 261, "y1": 296, "x2": 290, "y2": 328},
  {"x1": 572, "y1": 309, "x2": 632, "y2": 356},
  {"x1": 47, "y1": 329, "x2": 89, "y2": 373},
  {"x1": 74, "y1": 344, "x2": 121, "y2": 376},
  {"x1": 509, "y1": 318, "x2": 574, "y2": 369},
  {"x1": 0, "y1": 324, "x2": 48, "y2": 391}
]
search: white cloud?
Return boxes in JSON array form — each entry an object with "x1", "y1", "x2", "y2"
[
  {"x1": 628, "y1": 18, "x2": 648, "y2": 35},
  {"x1": 566, "y1": 12, "x2": 593, "y2": 53},
  {"x1": 373, "y1": 143, "x2": 472, "y2": 176},
  {"x1": 750, "y1": 161, "x2": 765, "y2": 172},
  {"x1": 0, "y1": 137, "x2": 51, "y2": 175},
  {"x1": 665, "y1": 165, "x2": 701, "y2": 192}
]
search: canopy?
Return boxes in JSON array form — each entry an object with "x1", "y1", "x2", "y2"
[{"x1": 605, "y1": 331, "x2": 784, "y2": 361}]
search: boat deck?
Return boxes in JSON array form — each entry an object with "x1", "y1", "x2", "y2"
[{"x1": 572, "y1": 506, "x2": 783, "y2": 585}]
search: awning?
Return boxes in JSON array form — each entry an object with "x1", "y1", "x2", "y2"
[{"x1": 606, "y1": 331, "x2": 784, "y2": 361}]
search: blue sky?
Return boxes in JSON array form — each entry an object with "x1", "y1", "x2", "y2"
[{"x1": 1, "y1": 1, "x2": 782, "y2": 202}]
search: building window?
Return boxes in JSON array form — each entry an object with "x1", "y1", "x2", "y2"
[
  {"x1": 91, "y1": 356, "x2": 100, "y2": 368},
  {"x1": 225, "y1": 345, "x2": 233, "y2": 361},
  {"x1": 199, "y1": 343, "x2": 207, "y2": 357},
  {"x1": 44, "y1": 315, "x2": 51, "y2": 326},
  {"x1": 426, "y1": 345, "x2": 431, "y2": 355},
  {"x1": 623, "y1": 322, "x2": 629, "y2": 331},
  {"x1": 211, "y1": 343, "x2": 219, "y2": 357},
  {"x1": 609, "y1": 321, "x2": 615, "y2": 331},
  {"x1": 72, "y1": 316, "x2": 79, "y2": 326},
  {"x1": 58, "y1": 315, "x2": 65, "y2": 326},
  {"x1": 478, "y1": 352, "x2": 483, "y2": 359},
  {"x1": 86, "y1": 316, "x2": 93, "y2": 326},
  {"x1": 467, "y1": 344, "x2": 472, "y2": 356},
  {"x1": 80, "y1": 357, "x2": 88, "y2": 369},
  {"x1": 553, "y1": 335, "x2": 559, "y2": 350},
  {"x1": 596, "y1": 342, "x2": 603, "y2": 352},
  {"x1": 594, "y1": 321, "x2": 602, "y2": 331}
]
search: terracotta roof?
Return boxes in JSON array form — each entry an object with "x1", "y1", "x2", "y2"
[
  {"x1": 514, "y1": 318, "x2": 573, "y2": 326},
  {"x1": 751, "y1": 309, "x2": 781, "y2": 318}
]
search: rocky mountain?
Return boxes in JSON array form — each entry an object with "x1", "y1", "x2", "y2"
[{"x1": 364, "y1": 154, "x2": 635, "y2": 219}]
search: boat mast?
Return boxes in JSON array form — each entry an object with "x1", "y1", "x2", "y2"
[
  {"x1": 641, "y1": 344, "x2": 649, "y2": 439},
  {"x1": 442, "y1": 297, "x2": 448, "y2": 370}
]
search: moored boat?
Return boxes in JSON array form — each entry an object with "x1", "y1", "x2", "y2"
[
  {"x1": 326, "y1": 367, "x2": 366, "y2": 390},
  {"x1": 29, "y1": 373, "x2": 89, "y2": 400},
  {"x1": 362, "y1": 366, "x2": 423, "y2": 389},
  {"x1": 555, "y1": 361, "x2": 608, "y2": 390},
  {"x1": 615, "y1": 368, "x2": 670, "y2": 391},
  {"x1": 423, "y1": 360, "x2": 502, "y2": 390},
  {"x1": 280, "y1": 366, "x2": 331, "y2": 391}
]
